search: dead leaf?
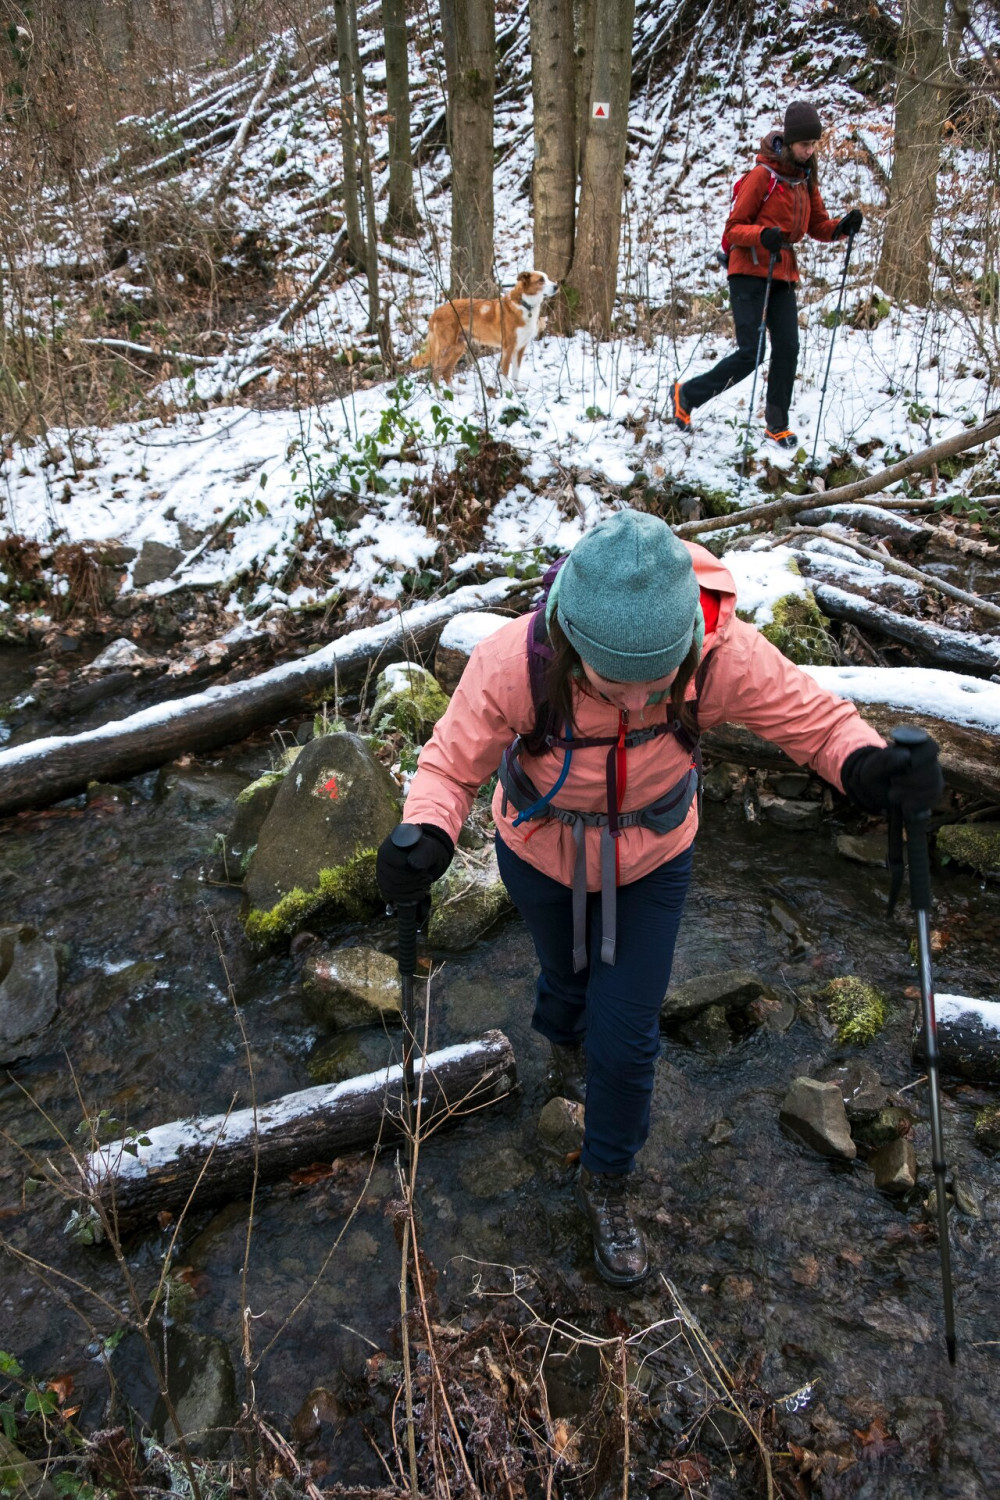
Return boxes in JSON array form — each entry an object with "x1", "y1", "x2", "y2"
[
  {"x1": 290, "y1": 1161, "x2": 337, "y2": 1185},
  {"x1": 854, "y1": 1416, "x2": 901, "y2": 1457},
  {"x1": 156, "y1": 1209, "x2": 174, "y2": 1229},
  {"x1": 651, "y1": 1453, "x2": 712, "y2": 1490},
  {"x1": 47, "y1": 1373, "x2": 74, "y2": 1405}
]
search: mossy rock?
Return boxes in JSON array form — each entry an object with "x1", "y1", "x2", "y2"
[
  {"x1": 936, "y1": 823, "x2": 1000, "y2": 880},
  {"x1": 427, "y1": 845, "x2": 513, "y2": 950},
  {"x1": 759, "y1": 591, "x2": 835, "y2": 666},
  {"x1": 820, "y1": 976, "x2": 888, "y2": 1046},
  {"x1": 371, "y1": 662, "x2": 450, "y2": 744},
  {"x1": 826, "y1": 460, "x2": 869, "y2": 490},
  {"x1": 243, "y1": 848, "x2": 380, "y2": 945},
  {"x1": 974, "y1": 1102, "x2": 1000, "y2": 1153}
]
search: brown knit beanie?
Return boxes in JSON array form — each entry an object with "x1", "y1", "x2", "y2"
[{"x1": 783, "y1": 100, "x2": 823, "y2": 145}]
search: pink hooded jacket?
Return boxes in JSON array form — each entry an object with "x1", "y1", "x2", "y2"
[{"x1": 403, "y1": 544, "x2": 883, "y2": 890}]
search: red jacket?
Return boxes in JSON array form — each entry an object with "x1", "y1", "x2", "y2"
[{"x1": 726, "y1": 133, "x2": 841, "y2": 283}]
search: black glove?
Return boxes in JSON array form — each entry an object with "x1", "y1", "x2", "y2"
[
  {"x1": 759, "y1": 226, "x2": 784, "y2": 254},
  {"x1": 835, "y1": 208, "x2": 863, "y2": 239},
  {"x1": 376, "y1": 823, "x2": 454, "y2": 914},
  {"x1": 841, "y1": 742, "x2": 944, "y2": 817}
]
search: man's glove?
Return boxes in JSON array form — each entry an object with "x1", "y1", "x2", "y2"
[
  {"x1": 841, "y1": 741, "x2": 944, "y2": 816},
  {"x1": 835, "y1": 208, "x2": 863, "y2": 239},
  {"x1": 759, "y1": 226, "x2": 784, "y2": 254},
  {"x1": 376, "y1": 823, "x2": 454, "y2": 916}
]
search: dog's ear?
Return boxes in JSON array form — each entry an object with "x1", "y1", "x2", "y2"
[{"x1": 517, "y1": 271, "x2": 531, "y2": 285}]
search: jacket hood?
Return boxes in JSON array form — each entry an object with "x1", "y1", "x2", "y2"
[
  {"x1": 757, "y1": 131, "x2": 809, "y2": 181},
  {"x1": 684, "y1": 541, "x2": 737, "y2": 642}
]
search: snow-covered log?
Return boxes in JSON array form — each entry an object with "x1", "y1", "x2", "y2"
[
  {"x1": 0, "y1": 578, "x2": 522, "y2": 817},
  {"x1": 82, "y1": 1031, "x2": 518, "y2": 1232},
  {"x1": 80, "y1": 338, "x2": 216, "y2": 367},
  {"x1": 913, "y1": 995, "x2": 1000, "y2": 1082},
  {"x1": 209, "y1": 47, "x2": 285, "y2": 209},
  {"x1": 794, "y1": 504, "x2": 932, "y2": 551},
  {"x1": 811, "y1": 584, "x2": 1000, "y2": 675}
]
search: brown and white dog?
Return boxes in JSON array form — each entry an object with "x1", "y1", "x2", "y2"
[{"x1": 412, "y1": 270, "x2": 558, "y2": 385}]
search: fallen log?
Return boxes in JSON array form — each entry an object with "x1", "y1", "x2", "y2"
[
  {"x1": 811, "y1": 583, "x2": 1000, "y2": 675},
  {"x1": 80, "y1": 1030, "x2": 518, "y2": 1233},
  {"x1": 702, "y1": 669, "x2": 1000, "y2": 802},
  {"x1": 209, "y1": 46, "x2": 285, "y2": 209},
  {"x1": 913, "y1": 995, "x2": 1000, "y2": 1082},
  {"x1": 795, "y1": 503, "x2": 932, "y2": 551},
  {"x1": 0, "y1": 576, "x2": 521, "y2": 817},
  {"x1": 673, "y1": 412, "x2": 1000, "y2": 539}
]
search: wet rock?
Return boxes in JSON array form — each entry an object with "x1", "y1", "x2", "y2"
[
  {"x1": 427, "y1": 845, "x2": 512, "y2": 950},
  {"x1": 679, "y1": 1003, "x2": 732, "y2": 1053},
  {"x1": 705, "y1": 1118, "x2": 734, "y2": 1146},
  {"x1": 661, "y1": 968, "x2": 769, "y2": 1024},
  {"x1": 459, "y1": 1144, "x2": 536, "y2": 1197},
  {"x1": 291, "y1": 1386, "x2": 344, "y2": 1448},
  {"x1": 820, "y1": 976, "x2": 887, "y2": 1046},
  {"x1": 856, "y1": 1298, "x2": 932, "y2": 1344},
  {"x1": 85, "y1": 780, "x2": 134, "y2": 807},
  {"x1": 132, "y1": 539, "x2": 184, "y2": 588},
  {"x1": 302, "y1": 946, "x2": 401, "y2": 1029},
  {"x1": 701, "y1": 762, "x2": 739, "y2": 803},
  {"x1": 952, "y1": 1176, "x2": 983, "y2": 1218},
  {"x1": 434, "y1": 611, "x2": 509, "y2": 694},
  {"x1": 222, "y1": 769, "x2": 287, "y2": 880},
  {"x1": 772, "y1": 771, "x2": 812, "y2": 799},
  {"x1": 974, "y1": 1102, "x2": 1000, "y2": 1153},
  {"x1": 0, "y1": 1433, "x2": 57, "y2": 1499},
  {"x1": 835, "y1": 831, "x2": 888, "y2": 867},
  {"x1": 779, "y1": 1077, "x2": 857, "y2": 1160},
  {"x1": 936, "y1": 823, "x2": 1000, "y2": 880},
  {"x1": 758, "y1": 791, "x2": 822, "y2": 830},
  {"x1": 766, "y1": 896, "x2": 812, "y2": 954},
  {"x1": 306, "y1": 1028, "x2": 395, "y2": 1086},
  {"x1": 110, "y1": 1322, "x2": 237, "y2": 1458},
  {"x1": 748, "y1": 992, "x2": 797, "y2": 1033},
  {"x1": 83, "y1": 637, "x2": 159, "y2": 674},
  {"x1": 154, "y1": 762, "x2": 251, "y2": 818},
  {"x1": 854, "y1": 1104, "x2": 914, "y2": 1151},
  {"x1": 0, "y1": 925, "x2": 60, "y2": 1063},
  {"x1": 819, "y1": 1060, "x2": 886, "y2": 1122},
  {"x1": 242, "y1": 734, "x2": 401, "y2": 944},
  {"x1": 871, "y1": 1136, "x2": 917, "y2": 1194},
  {"x1": 371, "y1": 661, "x2": 450, "y2": 743},
  {"x1": 538, "y1": 1096, "x2": 585, "y2": 1155},
  {"x1": 915, "y1": 992, "x2": 1000, "y2": 1082}
]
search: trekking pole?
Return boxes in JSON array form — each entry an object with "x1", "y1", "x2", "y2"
[
  {"x1": 390, "y1": 823, "x2": 422, "y2": 1182},
  {"x1": 886, "y1": 726, "x2": 957, "y2": 1365},
  {"x1": 808, "y1": 229, "x2": 856, "y2": 472},
  {"x1": 739, "y1": 251, "x2": 778, "y2": 488}
]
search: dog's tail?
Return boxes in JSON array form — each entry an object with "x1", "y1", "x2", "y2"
[{"x1": 411, "y1": 345, "x2": 430, "y2": 369}]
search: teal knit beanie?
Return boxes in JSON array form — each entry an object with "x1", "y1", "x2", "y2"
[{"x1": 551, "y1": 511, "x2": 702, "y2": 682}]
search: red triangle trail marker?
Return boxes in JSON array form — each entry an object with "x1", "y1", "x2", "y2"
[{"x1": 592, "y1": 101, "x2": 609, "y2": 118}]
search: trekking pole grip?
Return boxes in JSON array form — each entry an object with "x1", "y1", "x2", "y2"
[
  {"x1": 890, "y1": 727, "x2": 935, "y2": 912},
  {"x1": 390, "y1": 823, "x2": 422, "y2": 976}
]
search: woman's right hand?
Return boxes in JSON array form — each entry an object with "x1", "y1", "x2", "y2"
[
  {"x1": 376, "y1": 823, "x2": 454, "y2": 910},
  {"x1": 759, "y1": 226, "x2": 784, "y2": 253}
]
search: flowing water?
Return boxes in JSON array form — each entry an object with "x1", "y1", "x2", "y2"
[{"x1": 1, "y1": 655, "x2": 998, "y2": 1496}]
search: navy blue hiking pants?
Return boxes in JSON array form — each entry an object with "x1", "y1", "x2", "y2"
[
  {"x1": 495, "y1": 833, "x2": 693, "y2": 1176},
  {"x1": 682, "y1": 273, "x2": 800, "y2": 431}
]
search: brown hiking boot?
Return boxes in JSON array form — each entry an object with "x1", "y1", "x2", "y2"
[
  {"x1": 549, "y1": 1042, "x2": 587, "y2": 1104},
  {"x1": 574, "y1": 1167, "x2": 649, "y2": 1287}
]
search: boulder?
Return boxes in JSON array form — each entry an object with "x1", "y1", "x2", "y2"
[
  {"x1": 427, "y1": 845, "x2": 512, "y2": 950},
  {"x1": 302, "y1": 946, "x2": 401, "y2": 1029},
  {"x1": 222, "y1": 767, "x2": 290, "y2": 879},
  {"x1": 661, "y1": 968, "x2": 769, "y2": 1025},
  {"x1": 747, "y1": 992, "x2": 797, "y2": 1033},
  {"x1": 83, "y1": 637, "x2": 160, "y2": 674},
  {"x1": 701, "y1": 762, "x2": 739, "y2": 803},
  {"x1": 853, "y1": 1104, "x2": 914, "y2": 1151},
  {"x1": 871, "y1": 1136, "x2": 917, "y2": 1195},
  {"x1": 110, "y1": 1322, "x2": 237, "y2": 1459},
  {"x1": 974, "y1": 1102, "x2": 1000, "y2": 1154},
  {"x1": 819, "y1": 1060, "x2": 886, "y2": 1122},
  {"x1": 242, "y1": 734, "x2": 401, "y2": 944},
  {"x1": 779, "y1": 1077, "x2": 857, "y2": 1160},
  {"x1": 835, "y1": 832, "x2": 888, "y2": 867},
  {"x1": 306, "y1": 1028, "x2": 395, "y2": 1085},
  {"x1": 0, "y1": 925, "x2": 60, "y2": 1064},
  {"x1": 435, "y1": 611, "x2": 509, "y2": 694},
  {"x1": 132, "y1": 540, "x2": 184, "y2": 589},
  {"x1": 758, "y1": 792, "x2": 822, "y2": 830},
  {"x1": 771, "y1": 771, "x2": 813, "y2": 799},
  {"x1": 678, "y1": 1003, "x2": 733, "y2": 1053},
  {"x1": 538, "y1": 1096, "x2": 585, "y2": 1155},
  {"x1": 371, "y1": 661, "x2": 450, "y2": 743}
]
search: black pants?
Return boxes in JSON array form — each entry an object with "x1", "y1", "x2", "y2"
[{"x1": 682, "y1": 274, "x2": 799, "y2": 431}]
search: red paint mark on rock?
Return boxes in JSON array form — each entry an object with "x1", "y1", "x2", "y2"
[{"x1": 323, "y1": 776, "x2": 339, "y2": 799}]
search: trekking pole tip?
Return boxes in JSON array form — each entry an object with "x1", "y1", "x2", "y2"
[{"x1": 947, "y1": 1334, "x2": 957, "y2": 1366}]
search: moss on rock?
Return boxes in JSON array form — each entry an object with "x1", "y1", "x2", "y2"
[
  {"x1": 936, "y1": 823, "x2": 1000, "y2": 880},
  {"x1": 760, "y1": 590, "x2": 835, "y2": 666},
  {"x1": 974, "y1": 1102, "x2": 1000, "y2": 1153},
  {"x1": 821, "y1": 976, "x2": 889, "y2": 1046},
  {"x1": 372, "y1": 662, "x2": 450, "y2": 743},
  {"x1": 242, "y1": 847, "x2": 378, "y2": 945}
]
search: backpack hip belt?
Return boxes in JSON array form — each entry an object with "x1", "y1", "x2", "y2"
[{"x1": 498, "y1": 745, "x2": 700, "y2": 971}]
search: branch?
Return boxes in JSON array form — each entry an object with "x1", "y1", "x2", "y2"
[
  {"x1": 80, "y1": 337, "x2": 216, "y2": 366},
  {"x1": 209, "y1": 47, "x2": 285, "y2": 209}
]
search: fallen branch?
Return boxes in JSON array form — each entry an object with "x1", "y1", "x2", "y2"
[
  {"x1": 673, "y1": 412, "x2": 1000, "y2": 538},
  {"x1": 82, "y1": 1030, "x2": 518, "y2": 1232},
  {"x1": 786, "y1": 526, "x2": 1000, "y2": 622},
  {"x1": 275, "y1": 228, "x2": 349, "y2": 331},
  {"x1": 0, "y1": 577, "x2": 521, "y2": 816},
  {"x1": 80, "y1": 338, "x2": 215, "y2": 367},
  {"x1": 210, "y1": 46, "x2": 285, "y2": 208},
  {"x1": 795, "y1": 503, "x2": 932, "y2": 551},
  {"x1": 811, "y1": 583, "x2": 1000, "y2": 674}
]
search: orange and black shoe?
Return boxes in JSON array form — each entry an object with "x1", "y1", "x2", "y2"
[
  {"x1": 672, "y1": 380, "x2": 692, "y2": 431},
  {"x1": 765, "y1": 426, "x2": 798, "y2": 451}
]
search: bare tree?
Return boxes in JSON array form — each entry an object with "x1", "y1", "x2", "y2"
[
  {"x1": 347, "y1": 0, "x2": 381, "y2": 336},
  {"x1": 440, "y1": 0, "x2": 496, "y2": 297},
  {"x1": 565, "y1": 0, "x2": 634, "y2": 335},
  {"x1": 381, "y1": 0, "x2": 418, "y2": 233},
  {"x1": 877, "y1": 0, "x2": 949, "y2": 306},
  {"x1": 530, "y1": 0, "x2": 576, "y2": 290},
  {"x1": 333, "y1": 0, "x2": 366, "y2": 266}
]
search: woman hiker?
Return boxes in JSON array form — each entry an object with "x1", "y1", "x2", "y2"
[
  {"x1": 376, "y1": 512, "x2": 941, "y2": 1288},
  {"x1": 672, "y1": 99, "x2": 863, "y2": 450}
]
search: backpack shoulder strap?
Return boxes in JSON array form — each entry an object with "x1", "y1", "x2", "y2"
[{"x1": 520, "y1": 556, "x2": 568, "y2": 754}]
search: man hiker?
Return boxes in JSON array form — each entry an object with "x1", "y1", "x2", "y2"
[
  {"x1": 376, "y1": 512, "x2": 941, "y2": 1287},
  {"x1": 672, "y1": 99, "x2": 863, "y2": 449}
]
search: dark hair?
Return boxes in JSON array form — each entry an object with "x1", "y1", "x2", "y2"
[
  {"x1": 778, "y1": 138, "x2": 820, "y2": 186},
  {"x1": 534, "y1": 616, "x2": 701, "y2": 745}
]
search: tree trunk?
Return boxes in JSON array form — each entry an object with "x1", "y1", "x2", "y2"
[
  {"x1": 82, "y1": 1031, "x2": 518, "y2": 1232},
  {"x1": 530, "y1": 0, "x2": 576, "y2": 291},
  {"x1": 333, "y1": 0, "x2": 366, "y2": 265},
  {"x1": 573, "y1": 0, "x2": 595, "y2": 181},
  {"x1": 876, "y1": 0, "x2": 948, "y2": 306},
  {"x1": 440, "y1": 0, "x2": 496, "y2": 297},
  {"x1": 565, "y1": 0, "x2": 635, "y2": 335},
  {"x1": 381, "y1": 0, "x2": 418, "y2": 233},
  {"x1": 347, "y1": 0, "x2": 381, "y2": 334}
]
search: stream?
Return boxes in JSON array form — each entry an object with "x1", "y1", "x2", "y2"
[{"x1": 1, "y1": 646, "x2": 998, "y2": 1497}]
